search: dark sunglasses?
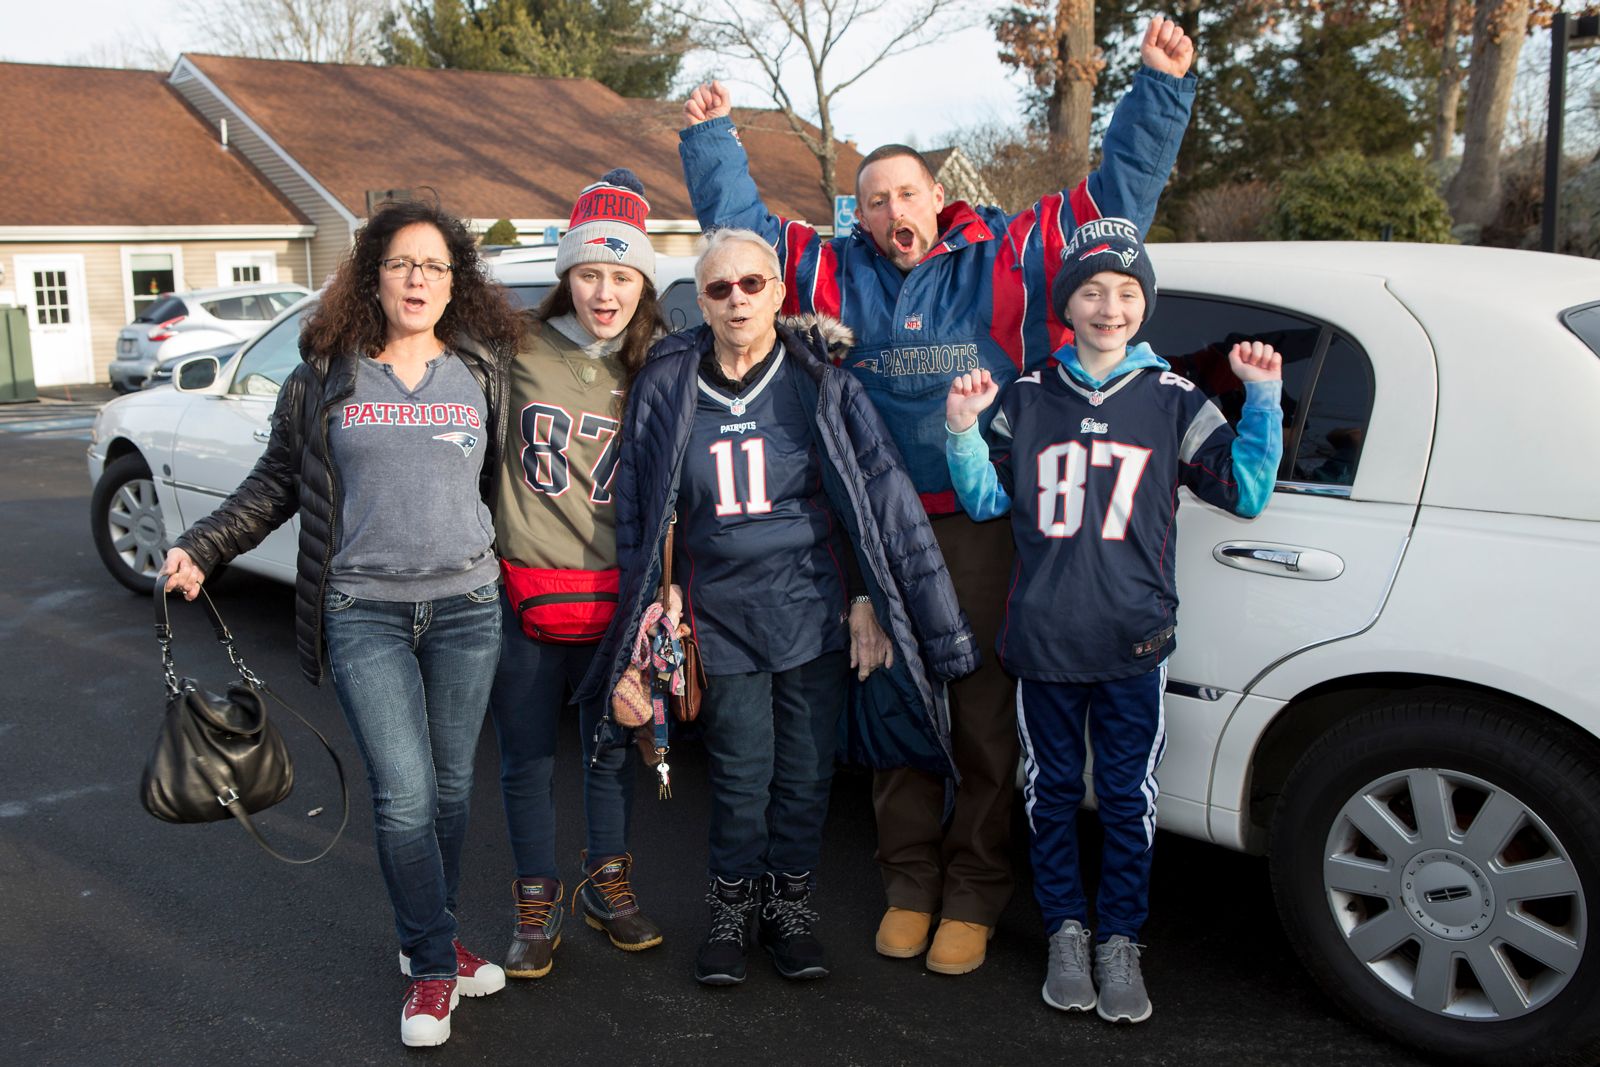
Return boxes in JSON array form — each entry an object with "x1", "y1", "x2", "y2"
[{"x1": 702, "y1": 274, "x2": 777, "y2": 300}]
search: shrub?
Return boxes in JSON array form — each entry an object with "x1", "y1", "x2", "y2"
[
  {"x1": 1268, "y1": 152, "x2": 1454, "y2": 243},
  {"x1": 483, "y1": 218, "x2": 520, "y2": 246},
  {"x1": 1185, "y1": 181, "x2": 1278, "y2": 242}
]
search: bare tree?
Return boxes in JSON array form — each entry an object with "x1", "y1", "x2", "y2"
[
  {"x1": 181, "y1": 0, "x2": 391, "y2": 63},
  {"x1": 1427, "y1": 0, "x2": 1469, "y2": 162},
  {"x1": 993, "y1": 0, "x2": 1103, "y2": 188},
  {"x1": 670, "y1": 0, "x2": 972, "y2": 206},
  {"x1": 1448, "y1": 0, "x2": 1533, "y2": 228}
]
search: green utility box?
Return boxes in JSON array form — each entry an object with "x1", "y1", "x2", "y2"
[{"x1": 0, "y1": 306, "x2": 37, "y2": 403}]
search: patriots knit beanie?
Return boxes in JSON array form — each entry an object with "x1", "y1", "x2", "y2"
[
  {"x1": 554, "y1": 168, "x2": 656, "y2": 284},
  {"x1": 1050, "y1": 217, "x2": 1156, "y2": 323}
]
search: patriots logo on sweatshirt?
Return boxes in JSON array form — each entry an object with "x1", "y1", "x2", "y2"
[
  {"x1": 584, "y1": 236, "x2": 630, "y2": 260},
  {"x1": 432, "y1": 431, "x2": 479, "y2": 457}
]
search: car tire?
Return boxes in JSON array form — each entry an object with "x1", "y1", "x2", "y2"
[
  {"x1": 1269, "y1": 693, "x2": 1600, "y2": 1067},
  {"x1": 90, "y1": 454, "x2": 173, "y2": 594}
]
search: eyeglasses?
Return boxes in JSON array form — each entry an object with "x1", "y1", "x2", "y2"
[
  {"x1": 702, "y1": 274, "x2": 776, "y2": 300},
  {"x1": 380, "y1": 257, "x2": 453, "y2": 282}
]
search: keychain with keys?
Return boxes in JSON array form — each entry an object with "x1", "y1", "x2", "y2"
[{"x1": 655, "y1": 752, "x2": 672, "y2": 799}]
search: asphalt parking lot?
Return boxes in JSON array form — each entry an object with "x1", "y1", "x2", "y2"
[{"x1": 2, "y1": 398, "x2": 1433, "y2": 1066}]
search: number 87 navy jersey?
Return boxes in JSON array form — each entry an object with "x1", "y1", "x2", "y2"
[{"x1": 947, "y1": 350, "x2": 1282, "y2": 683}]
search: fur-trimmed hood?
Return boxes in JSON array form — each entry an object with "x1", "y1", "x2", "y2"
[{"x1": 779, "y1": 313, "x2": 854, "y2": 361}]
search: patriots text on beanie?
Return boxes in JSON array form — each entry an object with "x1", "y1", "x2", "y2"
[{"x1": 1050, "y1": 217, "x2": 1156, "y2": 324}]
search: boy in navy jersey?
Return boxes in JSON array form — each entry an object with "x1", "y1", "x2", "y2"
[{"x1": 943, "y1": 218, "x2": 1282, "y2": 1023}]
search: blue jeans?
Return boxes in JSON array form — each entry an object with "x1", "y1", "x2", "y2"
[
  {"x1": 322, "y1": 581, "x2": 502, "y2": 979},
  {"x1": 1016, "y1": 664, "x2": 1168, "y2": 942},
  {"x1": 488, "y1": 592, "x2": 634, "y2": 879},
  {"x1": 698, "y1": 651, "x2": 848, "y2": 880}
]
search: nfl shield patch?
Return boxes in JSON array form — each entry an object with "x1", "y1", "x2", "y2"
[{"x1": 903, "y1": 313, "x2": 923, "y2": 331}]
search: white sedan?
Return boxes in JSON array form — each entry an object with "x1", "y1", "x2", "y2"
[{"x1": 88, "y1": 242, "x2": 1600, "y2": 1066}]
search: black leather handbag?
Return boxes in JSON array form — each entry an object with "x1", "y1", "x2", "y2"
[{"x1": 141, "y1": 577, "x2": 348, "y2": 864}]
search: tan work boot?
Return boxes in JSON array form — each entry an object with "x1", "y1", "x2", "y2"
[
  {"x1": 926, "y1": 918, "x2": 994, "y2": 975},
  {"x1": 875, "y1": 907, "x2": 934, "y2": 958}
]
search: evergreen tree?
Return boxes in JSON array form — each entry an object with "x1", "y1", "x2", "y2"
[{"x1": 381, "y1": 0, "x2": 685, "y2": 98}]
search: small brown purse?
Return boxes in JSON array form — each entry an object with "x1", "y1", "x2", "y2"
[{"x1": 662, "y1": 517, "x2": 706, "y2": 722}]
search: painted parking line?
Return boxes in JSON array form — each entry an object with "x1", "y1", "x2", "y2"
[{"x1": 0, "y1": 417, "x2": 98, "y2": 434}]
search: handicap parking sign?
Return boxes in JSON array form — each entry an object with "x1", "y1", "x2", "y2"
[{"x1": 834, "y1": 195, "x2": 856, "y2": 232}]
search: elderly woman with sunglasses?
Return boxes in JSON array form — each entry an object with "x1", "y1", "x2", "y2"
[
  {"x1": 576, "y1": 227, "x2": 978, "y2": 987},
  {"x1": 160, "y1": 199, "x2": 522, "y2": 1048}
]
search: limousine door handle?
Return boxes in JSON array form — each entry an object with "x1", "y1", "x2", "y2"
[{"x1": 1214, "y1": 542, "x2": 1344, "y2": 581}]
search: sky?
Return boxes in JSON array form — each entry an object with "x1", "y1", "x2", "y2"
[{"x1": 0, "y1": 1, "x2": 1030, "y2": 151}]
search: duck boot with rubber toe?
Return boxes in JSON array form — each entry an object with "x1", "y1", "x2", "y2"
[
  {"x1": 504, "y1": 876, "x2": 563, "y2": 979},
  {"x1": 578, "y1": 851, "x2": 663, "y2": 951}
]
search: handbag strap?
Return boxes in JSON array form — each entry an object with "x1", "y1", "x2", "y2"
[
  {"x1": 155, "y1": 576, "x2": 351, "y2": 865},
  {"x1": 659, "y1": 512, "x2": 676, "y2": 605},
  {"x1": 155, "y1": 576, "x2": 257, "y2": 697}
]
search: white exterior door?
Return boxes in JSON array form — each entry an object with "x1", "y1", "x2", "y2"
[{"x1": 15, "y1": 254, "x2": 93, "y2": 386}]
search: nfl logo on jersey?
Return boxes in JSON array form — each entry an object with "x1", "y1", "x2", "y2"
[{"x1": 903, "y1": 313, "x2": 923, "y2": 331}]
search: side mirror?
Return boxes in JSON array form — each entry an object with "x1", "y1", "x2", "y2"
[{"x1": 174, "y1": 355, "x2": 219, "y2": 392}]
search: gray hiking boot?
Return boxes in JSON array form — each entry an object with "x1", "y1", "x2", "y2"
[
  {"x1": 1093, "y1": 935, "x2": 1152, "y2": 1023},
  {"x1": 1042, "y1": 920, "x2": 1096, "y2": 1012}
]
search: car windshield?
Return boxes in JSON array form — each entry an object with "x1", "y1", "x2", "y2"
[
  {"x1": 135, "y1": 296, "x2": 186, "y2": 323},
  {"x1": 1562, "y1": 302, "x2": 1600, "y2": 357}
]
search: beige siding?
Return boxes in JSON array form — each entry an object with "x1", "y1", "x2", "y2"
[
  {"x1": 653, "y1": 232, "x2": 701, "y2": 257},
  {"x1": 0, "y1": 238, "x2": 309, "y2": 382}
]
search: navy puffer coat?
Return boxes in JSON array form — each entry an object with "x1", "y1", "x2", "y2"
[{"x1": 572, "y1": 320, "x2": 979, "y2": 777}]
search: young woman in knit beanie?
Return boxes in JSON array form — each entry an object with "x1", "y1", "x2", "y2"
[{"x1": 487, "y1": 168, "x2": 670, "y2": 979}]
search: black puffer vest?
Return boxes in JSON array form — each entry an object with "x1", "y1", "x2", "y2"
[{"x1": 175, "y1": 339, "x2": 507, "y2": 684}]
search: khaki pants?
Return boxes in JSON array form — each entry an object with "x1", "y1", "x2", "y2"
[{"x1": 872, "y1": 512, "x2": 1018, "y2": 926}]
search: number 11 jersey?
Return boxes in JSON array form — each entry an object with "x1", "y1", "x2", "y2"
[{"x1": 676, "y1": 347, "x2": 849, "y2": 676}]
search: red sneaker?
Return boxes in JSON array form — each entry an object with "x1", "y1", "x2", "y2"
[
  {"x1": 399, "y1": 940, "x2": 506, "y2": 997},
  {"x1": 400, "y1": 978, "x2": 457, "y2": 1047}
]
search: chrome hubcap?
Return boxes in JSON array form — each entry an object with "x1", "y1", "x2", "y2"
[
  {"x1": 1322, "y1": 768, "x2": 1585, "y2": 1020},
  {"x1": 106, "y1": 475, "x2": 167, "y2": 578}
]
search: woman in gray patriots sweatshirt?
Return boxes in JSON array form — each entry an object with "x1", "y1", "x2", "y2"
[{"x1": 161, "y1": 198, "x2": 523, "y2": 1049}]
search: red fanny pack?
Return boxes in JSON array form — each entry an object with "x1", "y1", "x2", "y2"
[{"x1": 499, "y1": 561, "x2": 619, "y2": 644}]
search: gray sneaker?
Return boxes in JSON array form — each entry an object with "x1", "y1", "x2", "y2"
[
  {"x1": 1093, "y1": 936, "x2": 1152, "y2": 1023},
  {"x1": 1042, "y1": 920, "x2": 1096, "y2": 1011}
]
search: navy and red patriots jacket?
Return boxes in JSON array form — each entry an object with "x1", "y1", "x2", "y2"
[{"x1": 678, "y1": 67, "x2": 1196, "y2": 513}]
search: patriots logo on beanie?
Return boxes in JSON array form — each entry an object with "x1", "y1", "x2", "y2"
[
  {"x1": 584, "y1": 235, "x2": 631, "y2": 260},
  {"x1": 1051, "y1": 217, "x2": 1156, "y2": 325},
  {"x1": 556, "y1": 167, "x2": 657, "y2": 283}
]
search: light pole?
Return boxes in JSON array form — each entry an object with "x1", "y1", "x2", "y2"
[{"x1": 1542, "y1": 13, "x2": 1600, "y2": 254}]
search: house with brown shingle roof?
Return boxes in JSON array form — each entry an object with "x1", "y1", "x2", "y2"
[
  {"x1": 5, "y1": 54, "x2": 859, "y2": 385},
  {"x1": 0, "y1": 63, "x2": 313, "y2": 386},
  {"x1": 169, "y1": 53, "x2": 860, "y2": 286}
]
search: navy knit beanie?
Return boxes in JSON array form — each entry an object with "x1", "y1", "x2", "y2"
[{"x1": 1050, "y1": 217, "x2": 1156, "y2": 323}]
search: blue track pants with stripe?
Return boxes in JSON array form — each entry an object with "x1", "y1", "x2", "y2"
[{"x1": 1017, "y1": 665, "x2": 1166, "y2": 941}]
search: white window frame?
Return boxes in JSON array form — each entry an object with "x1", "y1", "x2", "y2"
[
  {"x1": 119, "y1": 244, "x2": 186, "y2": 324},
  {"x1": 216, "y1": 250, "x2": 279, "y2": 287}
]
